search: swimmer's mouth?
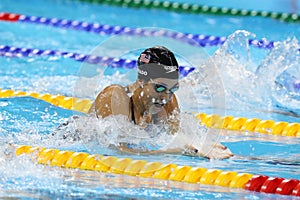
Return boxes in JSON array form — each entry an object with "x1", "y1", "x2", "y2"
[{"x1": 154, "y1": 102, "x2": 165, "y2": 107}]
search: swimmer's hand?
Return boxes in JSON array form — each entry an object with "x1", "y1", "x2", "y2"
[{"x1": 183, "y1": 144, "x2": 233, "y2": 160}]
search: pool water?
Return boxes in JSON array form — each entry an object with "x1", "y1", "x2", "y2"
[{"x1": 1, "y1": 0, "x2": 300, "y2": 199}]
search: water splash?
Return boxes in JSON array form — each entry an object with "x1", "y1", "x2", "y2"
[
  {"x1": 49, "y1": 113, "x2": 217, "y2": 156},
  {"x1": 265, "y1": 38, "x2": 300, "y2": 113},
  {"x1": 201, "y1": 30, "x2": 300, "y2": 116}
]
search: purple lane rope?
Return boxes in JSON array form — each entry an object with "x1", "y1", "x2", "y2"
[
  {"x1": 0, "y1": 12, "x2": 275, "y2": 49},
  {"x1": 0, "y1": 45, "x2": 195, "y2": 77}
]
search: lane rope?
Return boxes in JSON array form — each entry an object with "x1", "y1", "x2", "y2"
[
  {"x1": 75, "y1": 0, "x2": 300, "y2": 23},
  {"x1": 0, "y1": 44, "x2": 194, "y2": 77},
  {"x1": 0, "y1": 12, "x2": 275, "y2": 49},
  {"x1": 1, "y1": 43, "x2": 300, "y2": 93},
  {"x1": 15, "y1": 145, "x2": 300, "y2": 196},
  {"x1": 1, "y1": 89, "x2": 299, "y2": 137},
  {"x1": 0, "y1": 88, "x2": 92, "y2": 113},
  {"x1": 195, "y1": 113, "x2": 300, "y2": 137}
]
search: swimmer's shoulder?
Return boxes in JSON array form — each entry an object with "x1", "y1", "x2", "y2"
[
  {"x1": 92, "y1": 84, "x2": 131, "y2": 119},
  {"x1": 102, "y1": 84, "x2": 128, "y2": 93},
  {"x1": 95, "y1": 84, "x2": 129, "y2": 102}
]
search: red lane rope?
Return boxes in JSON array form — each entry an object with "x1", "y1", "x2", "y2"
[
  {"x1": 0, "y1": 12, "x2": 20, "y2": 22},
  {"x1": 245, "y1": 175, "x2": 300, "y2": 196}
]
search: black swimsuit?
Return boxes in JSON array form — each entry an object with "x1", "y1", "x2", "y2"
[{"x1": 130, "y1": 97, "x2": 136, "y2": 124}]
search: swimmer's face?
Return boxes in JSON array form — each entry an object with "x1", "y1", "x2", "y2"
[{"x1": 141, "y1": 78, "x2": 178, "y2": 107}]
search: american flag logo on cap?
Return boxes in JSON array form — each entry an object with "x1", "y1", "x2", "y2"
[{"x1": 139, "y1": 53, "x2": 150, "y2": 64}]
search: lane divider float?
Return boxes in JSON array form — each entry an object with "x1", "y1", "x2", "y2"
[
  {"x1": 0, "y1": 44, "x2": 194, "y2": 77},
  {"x1": 15, "y1": 145, "x2": 300, "y2": 196},
  {"x1": 0, "y1": 12, "x2": 275, "y2": 49},
  {"x1": 1, "y1": 89, "x2": 299, "y2": 137},
  {"x1": 76, "y1": 0, "x2": 300, "y2": 23},
  {"x1": 1, "y1": 43, "x2": 299, "y2": 92},
  {"x1": 0, "y1": 88, "x2": 92, "y2": 113},
  {"x1": 195, "y1": 113, "x2": 300, "y2": 137}
]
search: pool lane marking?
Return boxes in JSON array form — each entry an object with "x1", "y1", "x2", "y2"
[
  {"x1": 0, "y1": 12, "x2": 20, "y2": 22},
  {"x1": 0, "y1": 12, "x2": 275, "y2": 49},
  {"x1": 0, "y1": 88, "x2": 93, "y2": 113},
  {"x1": 76, "y1": 0, "x2": 300, "y2": 23},
  {"x1": 0, "y1": 44, "x2": 194, "y2": 77},
  {"x1": 0, "y1": 89, "x2": 299, "y2": 137},
  {"x1": 1, "y1": 2, "x2": 299, "y2": 24},
  {"x1": 15, "y1": 145, "x2": 300, "y2": 196},
  {"x1": 1, "y1": 44, "x2": 300, "y2": 94}
]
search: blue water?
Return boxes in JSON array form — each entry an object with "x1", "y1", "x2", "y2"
[
  {"x1": 2, "y1": 0, "x2": 300, "y2": 49},
  {"x1": 1, "y1": 0, "x2": 300, "y2": 199}
]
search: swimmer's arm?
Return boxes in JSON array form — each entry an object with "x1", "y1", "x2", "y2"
[
  {"x1": 118, "y1": 144, "x2": 183, "y2": 155},
  {"x1": 119, "y1": 143, "x2": 233, "y2": 159},
  {"x1": 118, "y1": 143, "x2": 207, "y2": 157}
]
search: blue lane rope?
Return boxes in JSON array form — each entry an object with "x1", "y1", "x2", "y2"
[
  {"x1": 0, "y1": 45, "x2": 195, "y2": 77},
  {"x1": 14, "y1": 13, "x2": 274, "y2": 49},
  {"x1": 17, "y1": 14, "x2": 226, "y2": 47}
]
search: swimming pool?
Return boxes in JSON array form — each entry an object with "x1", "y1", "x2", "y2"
[{"x1": 1, "y1": 0, "x2": 300, "y2": 199}]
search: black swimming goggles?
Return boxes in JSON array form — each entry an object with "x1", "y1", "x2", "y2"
[{"x1": 152, "y1": 82, "x2": 179, "y2": 94}]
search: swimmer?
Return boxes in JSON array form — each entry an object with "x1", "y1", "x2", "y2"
[{"x1": 88, "y1": 46, "x2": 233, "y2": 159}]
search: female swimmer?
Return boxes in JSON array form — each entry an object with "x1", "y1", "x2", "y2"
[{"x1": 88, "y1": 46, "x2": 233, "y2": 159}]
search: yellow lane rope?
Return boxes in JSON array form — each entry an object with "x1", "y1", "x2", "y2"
[
  {"x1": 16, "y1": 145, "x2": 253, "y2": 188},
  {"x1": 15, "y1": 145, "x2": 300, "y2": 196},
  {"x1": 0, "y1": 88, "x2": 92, "y2": 113},
  {"x1": 1, "y1": 89, "x2": 299, "y2": 137},
  {"x1": 195, "y1": 113, "x2": 300, "y2": 137}
]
